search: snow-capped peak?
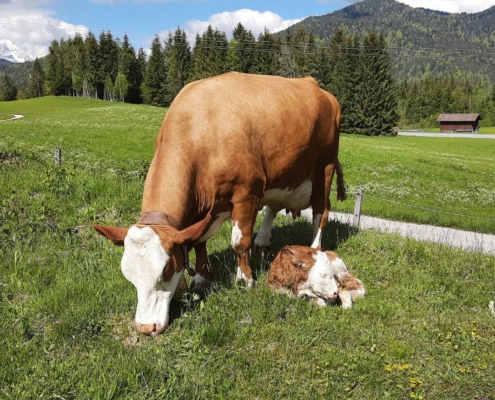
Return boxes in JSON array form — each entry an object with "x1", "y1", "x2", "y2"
[{"x1": 0, "y1": 40, "x2": 36, "y2": 63}]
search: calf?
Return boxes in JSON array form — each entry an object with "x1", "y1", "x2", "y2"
[{"x1": 267, "y1": 245, "x2": 365, "y2": 308}]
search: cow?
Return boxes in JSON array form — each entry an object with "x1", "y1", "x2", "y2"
[
  {"x1": 94, "y1": 72, "x2": 346, "y2": 335},
  {"x1": 267, "y1": 245, "x2": 365, "y2": 308}
]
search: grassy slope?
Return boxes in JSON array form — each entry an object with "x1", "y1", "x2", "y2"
[
  {"x1": 332, "y1": 134, "x2": 495, "y2": 233},
  {"x1": 1, "y1": 97, "x2": 495, "y2": 399}
]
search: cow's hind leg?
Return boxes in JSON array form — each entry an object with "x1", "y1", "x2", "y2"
[
  {"x1": 231, "y1": 200, "x2": 260, "y2": 287},
  {"x1": 310, "y1": 162, "x2": 335, "y2": 249},
  {"x1": 253, "y1": 206, "x2": 277, "y2": 255}
]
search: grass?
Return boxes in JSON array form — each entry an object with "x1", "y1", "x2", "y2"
[
  {"x1": 1, "y1": 97, "x2": 495, "y2": 398},
  {"x1": 332, "y1": 134, "x2": 495, "y2": 234}
]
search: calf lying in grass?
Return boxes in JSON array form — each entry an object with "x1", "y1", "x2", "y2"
[{"x1": 267, "y1": 245, "x2": 365, "y2": 308}]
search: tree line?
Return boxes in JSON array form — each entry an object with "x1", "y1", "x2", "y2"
[{"x1": 1, "y1": 23, "x2": 495, "y2": 132}]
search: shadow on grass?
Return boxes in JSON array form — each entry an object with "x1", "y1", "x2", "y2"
[{"x1": 168, "y1": 218, "x2": 357, "y2": 325}]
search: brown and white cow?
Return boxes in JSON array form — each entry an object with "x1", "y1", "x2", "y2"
[
  {"x1": 94, "y1": 72, "x2": 345, "y2": 335},
  {"x1": 267, "y1": 245, "x2": 365, "y2": 308}
]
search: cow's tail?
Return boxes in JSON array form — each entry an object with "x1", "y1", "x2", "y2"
[{"x1": 335, "y1": 159, "x2": 347, "y2": 202}]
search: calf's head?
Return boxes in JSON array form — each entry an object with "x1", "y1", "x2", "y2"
[
  {"x1": 268, "y1": 246, "x2": 366, "y2": 308},
  {"x1": 268, "y1": 245, "x2": 340, "y2": 305},
  {"x1": 94, "y1": 214, "x2": 210, "y2": 336}
]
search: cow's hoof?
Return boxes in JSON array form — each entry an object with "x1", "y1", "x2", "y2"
[{"x1": 235, "y1": 267, "x2": 254, "y2": 288}]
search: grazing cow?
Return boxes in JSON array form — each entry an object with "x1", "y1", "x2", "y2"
[
  {"x1": 267, "y1": 245, "x2": 365, "y2": 308},
  {"x1": 94, "y1": 72, "x2": 345, "y2": 335}
]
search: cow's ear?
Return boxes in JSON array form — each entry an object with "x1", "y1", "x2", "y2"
[
  {"x1": 94, "y1": 224, "x2": 128, "y2": 246},
  {"x1": 176, "y1": 214, "x2": 212, "y2": 245}
]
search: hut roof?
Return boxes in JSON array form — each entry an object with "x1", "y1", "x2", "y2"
[{"x1": 436, "y1": 113, "x2": 482, "y2": 122}]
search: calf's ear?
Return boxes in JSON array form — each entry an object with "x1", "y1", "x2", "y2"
[{"x1": 93, "y1": 224, "x2": 128, "y2": 246}]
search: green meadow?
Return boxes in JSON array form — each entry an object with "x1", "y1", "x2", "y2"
[{"x1": 1, "y1": 97, "x2": 494, "y2": 399}]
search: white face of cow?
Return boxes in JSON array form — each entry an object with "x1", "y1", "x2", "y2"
[
  {"x1": 94, "y1": 213, "x2": 212, "y2": 336},
  {"x1": 121, "y1": 226, "x2": 181, "y2": 336}
]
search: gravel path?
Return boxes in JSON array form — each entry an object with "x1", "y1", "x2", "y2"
[
  {"x1": 294, "y1": 209, "x2": 495, "y2": 256},
  {"x1": 0, "y1": 114, "x2": 24, "y2": 122},
  {"x1": 398, "y1": 131, "x2": 495, "y2": 139}
]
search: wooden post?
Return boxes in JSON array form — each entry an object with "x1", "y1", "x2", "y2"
[
  {"x1": 353, "y1": 188, "x2": 363, "y2": 228},
  {"x1": 55, "y1": 148, "x2": 62, "y2": 165}
]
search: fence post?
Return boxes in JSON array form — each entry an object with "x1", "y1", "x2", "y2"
[
  {"x1": 55, "y1": 148, "x2": 62, "y2": 165},
  {"x1": 353, "y1": 188, "x2": 363, "y2": 228}
]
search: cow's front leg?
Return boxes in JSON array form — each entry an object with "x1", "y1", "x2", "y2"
[
  {"x1": 231, "y1": 201, "x2": 259, "y2": 288},
  {"x1": 189, "y1": 241, "x2": 209, "y2": 289}
]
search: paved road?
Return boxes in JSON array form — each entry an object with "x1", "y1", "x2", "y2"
[
  {"x1": 291, "y1": 209, "x2": 495, "y2": 256},
  {"x1": 398, "y1": 131, "x2": 495, "y2": 139}
]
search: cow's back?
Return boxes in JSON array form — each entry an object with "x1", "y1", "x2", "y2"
[{"x1": 156, "y1": 72, "x2": 340, "y2": 187}]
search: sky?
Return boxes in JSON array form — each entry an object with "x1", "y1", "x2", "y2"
[{"x1": 1, "y1": 0, "x2": 495, "y2": 61}]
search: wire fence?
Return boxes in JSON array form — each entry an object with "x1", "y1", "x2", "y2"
[{"x1": 346, "y1": 188, "x2": 495, "y2": 226}]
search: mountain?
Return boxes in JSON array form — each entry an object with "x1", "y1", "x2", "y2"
[
  {"x1": 0, "y1": 39, "x2": 36, "y2": 64},
  {"x1": 285, "y1": 0, "x2": 495, "y2": 80},
  {"x1": 0, "y1": 59, "x2": 13, "y2": 69}
]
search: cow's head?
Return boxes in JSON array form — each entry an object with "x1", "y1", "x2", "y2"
[{"x1": 94, "y1": 214, "x2": 210, "y2": 336}]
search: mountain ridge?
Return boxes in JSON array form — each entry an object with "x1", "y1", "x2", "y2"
[{"x1": 285, "y1": 0, "x2": 495, "y2": 79}]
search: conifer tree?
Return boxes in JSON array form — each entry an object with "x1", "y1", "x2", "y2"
[
  {"x1": 356, "y1": 32, "x2": 398, "y2": 135},
  {"x1": 326, "y1": 29, "x2": 361, "y2": 132},
  {"x1": 191, "y1": 25, "x2": 228, "y2": 81},
  {"x1": 0, "y1": 74, "x2": 17, "y2": 101},
  {"x1": 250, "y1": 28, "x2": 280, "y2": 75},
  {"x1": 133, "y1": 48, "x2": 147, "y2": 104},
  {"x1": 226, "y1": 23, "x2": 255, "y2": 73},
  {"x1": 84, "y1": 31, "x2": 100, "y2": 98},
  {"x1": 45, "y1": 39, "x2": 64, "y2": 96},
  {"x1": 28, "y1": 58, "x2": 45, "y2": 98},
  {"x1": 117, "y1": 34, "x2": 138, "y2": 102},
  {"x1": 291, "y1": 26, "x2": 309, "y2": 77},
  {"x1": 141, "y1": 35, "x2": 167, "y2": 106},
  {"x1": 70, "y1": 33, "x2": 86, "y2": 97},
  {"x1": 165, "y1": 28, "x2": 191, "y2": 105},
  {"x1": 98, "y1": 31, "x2": 119, "y2": 100}
]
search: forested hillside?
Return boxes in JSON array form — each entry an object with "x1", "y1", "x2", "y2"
[{"x1": 287, "y1": 0, "x2": 495, "y2": 80}]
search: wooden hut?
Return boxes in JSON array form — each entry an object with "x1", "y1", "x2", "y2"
[{"x1": 436, "y1": 113, "x2": 482, "y2": 132}]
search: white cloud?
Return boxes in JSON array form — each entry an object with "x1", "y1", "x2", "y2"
[
  {"x1": 0, "y1": 0, "x2": 89, "y2": 60},
  {"x1": 163, "y1": 9, "x2": 303, "y2": 42},
  {"x1": 396, "y1": 0, "x2": 495, "y2": 13}
]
